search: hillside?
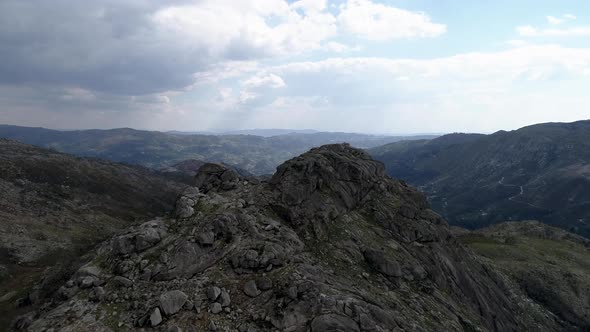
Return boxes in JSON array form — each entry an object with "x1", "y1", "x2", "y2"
[
  {"x1": 458, "y1": 221, "x2": 590, "y2": 329},
  {"x1": 0, "y1": 125, "x2": 435, "y2": 175},
  {"x1": 0, "y1": 139, "x2": 188, "y2": 330},
  {"x1": 13, "y1": 144, "x2": 584, "y2": 331},
  {"x1": 371, "y1": 120, "x2": 590, "y2": 237}
]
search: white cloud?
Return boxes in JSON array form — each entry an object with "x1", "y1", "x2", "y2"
[
  {"x1": 291, "y1": 0, "x2": 328, "y2": 13},
  {"x1": 518, "y1": 25, "x2": 590, "y2": 37},
  {"x1": 153, "y1": 0, "x2": 338, "y2": 57},
  {"x1": 505, "y1": 39, "x2": 529, "y2": 47},
  {"x1": 322, "y1": 41, "x2": 361, "y2": 53},
  {"x1": 547, "y1": 16, "x2": 563, "y2": 25},
  {"x1": 564, "y1": 14, "x2": 577, "y2": 20},
  {"x1": 520, "y1": 14, "x2": 584, "y2": 37},
  {"x1": 242, "y1": 73, "x2": 286, "y2": 89},
  {"x1": 204, "y1": 44, "x2": 590, "y2": 133},
  {"x1": 546, "y1": 14, "x2": 576, "y2": 25},
  {"x1": 338, "y1": 0, "x2": 446, "y2": 41}
]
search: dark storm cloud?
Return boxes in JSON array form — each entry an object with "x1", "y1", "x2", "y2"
[{"x1": 0, "y1": 0, "x2": 217, "y2": 95}]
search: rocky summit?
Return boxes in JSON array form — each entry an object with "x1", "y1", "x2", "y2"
[{"x1": 16, "y1": 144, "x2": 576, "y2": 331}]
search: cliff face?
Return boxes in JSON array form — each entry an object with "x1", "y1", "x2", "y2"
[{"x1": 18, "y1": 144, "x2": 569, "y2": 331}]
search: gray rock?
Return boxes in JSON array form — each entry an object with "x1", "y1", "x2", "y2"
[
  {"x1": 310, "y1": 313, "x2": 360, "y2": 332},
  {"x1": 207, "y1": 286, "x2": 221, "y2": 301},
  {"x1": 243, "y1": 280, "x2": 261, "y2": 297},
  {"x1": 159, "y1": 290, "x2": 188, "y2": 316},
  {"x1": 198, "y1": 231, "x2": 216, "y2": 246},
  {"x1": 136, "y1": 228, "x2": 162, "y2": 251},
  {"x1": 76, "y1": 264, "x2": 102, "y2": 278},
  {"x1": 210, "y1": 302, "x2": 223, "y2": 314},
  {"x1": 257, "y1": 276, "x2": 272, "y2": 291},
  {"x1": 182, "y1": 187, "x2": 200, "y2": 199},
  {"x1": 79, "y1": 276, "x2": 98, "y2": 289},
  {"x1": 195, "y1": 163, "x2": 240, "y2": 192},
  {"x1": 412, "y1": 265, "x2": 428, "y2": 280},
  {"x1": 112, "y1": 235, "x2": 135, "y2": 255},
  {"x1": 90, "y1": 286, "x2": 105, "y2": 302},
  {"x1": 111, "y1": 276, "x2": 133, "y2": 288},
  {"x1": 219, "y1": 289, "x2": 231, "y2": 307},
  {"x1": 176, "y1": 196, "x2": 195, "y2": 218},
  {"x1": 183, "y1": 300, "x2": 194, "y2": 310},
  {"x1": 56, "y1": 285, "x2": 79, "y2": 300},
  {"x1": 363, "y1": 249, "x2": 402, "y2": 277},
  {"x1": 168, "y1": 326, "x2": 183, "y2": 332},
  {"x1": 150, "y1": 307, "x2": 162, "y2": 327},
  {"x1": 287, "y1": 286, "x2": 298, "y2": 300}
]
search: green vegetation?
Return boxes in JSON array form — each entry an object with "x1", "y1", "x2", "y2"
[{"x1": 459, "y1": 222, "x2": 590, "y2": 329}]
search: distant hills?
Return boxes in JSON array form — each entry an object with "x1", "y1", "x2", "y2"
[
  {"x1": 371, "y1": 120, "x2": 590, "y2": 237},
  {"x1": 168, "y1": 129, "x2": 320, "y2": 137},
  {"x1": 0, "y1": 125, "x2": 436, "y2": 175}
]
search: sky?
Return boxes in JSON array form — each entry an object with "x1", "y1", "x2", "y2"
[{"x1": 1, "y1": 0, "x2": 590, "y2": 134}]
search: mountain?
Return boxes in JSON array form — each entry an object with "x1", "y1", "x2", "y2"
[
  {"x1": 0, "y1": 139, "x2": 188, "y2": 330},
  {"x1": 370, "y1": 120, "x2": 590, "y2": 237},
  {"x1": 14, "y1": 144, "x2": 584, "y2": 331},
  {"x1": 458, "y1": 221, "x2": 590, "y2": 329},
  {"x1": 219, "y1": 129, "x2": 319, "y2": 137},
  {"x1": 0, "y1": 125, "x2": 436, "y2": 175}
]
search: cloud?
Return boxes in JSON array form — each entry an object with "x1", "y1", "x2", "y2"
[
  {"x1": 338, "y1": 0, "x2": 446, "y2": 41},
  {"x1": 520, "y1": 14, "x2": 584, "y2": 37},
  {"x1": 517, "y1": 25, "x2": 590, "y2": 37},
  {"x1": 546, "y1": 14, "x2": 576, "y2": 25},
  {"x1": 322, "y1": 41, "x2": 361, "y2": 53},
  {"x1": 242, "y1": 73, "x2": 286, "y2": 89},
  {"x1": 4, "y1": 44, "x2": 590, "y2": 133},
  {"x1": 202, "y1": 44, "x2": 590, "y2": 133},
  {"x1": 0, "y1": 0, "x2": 338, "y2": 96},
  {"x1": 0, "y1": 0, "x2": 448, "y2": 103}
]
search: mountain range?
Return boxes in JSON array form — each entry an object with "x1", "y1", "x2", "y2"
[
  {"x1": 2, "y1": 120, "x2": 590, "y2": 330},
  {"x1": 13, "y1": 144, "x2": 590, "y2": 331},
  {"x1": 0, "y1": 125, "x2": 435, "y2": 175},
  {"x1": 371, "y1": 120, "x2": 590, "y2": 237}
]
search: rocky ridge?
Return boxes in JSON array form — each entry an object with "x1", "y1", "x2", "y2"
[{"x1": 16, "y1": 144, "x2": 573, "y2": 331}]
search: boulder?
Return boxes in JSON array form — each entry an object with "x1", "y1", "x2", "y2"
[
  {"x1": 219, "y1": 289, "x2": 231, "y2": 307},
  {"x1": 136, "y1": 228, "x2": 162, "y2": 251},
  {"x1": 210, "y1": 302, "x2": 223, "y2": 314},
  {"x1": 195, "y1": 163, "x2": 240, "y2": 192},
  {"x1": 111, "y1": 276, "x2": 133, "y2": 288},
  {"x1": 207, "y1": 286, "x2": 221, "y2": 301},
  {"x1": 243, "y1": 280, "x2": 261, "y2": 297},
  {"x1": 150, "y1": 308, "x2": 162, "y2": 327},
  {"x1": 90, "y1": 286, "x2": 105, "y2": 302},
  {"x1": 159, "y1": 290, "x2": 188, "y2": 316},
  {"x1": 198, "y1": 231, "x2": 215, "y2": 246},
  {"x1": 176, "y1": 196, "x2": 195, "y2": 218}
]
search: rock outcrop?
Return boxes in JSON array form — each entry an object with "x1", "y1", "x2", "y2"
[{"x1": 17, "y1": 144, "x2": 575, "y2": 331}]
